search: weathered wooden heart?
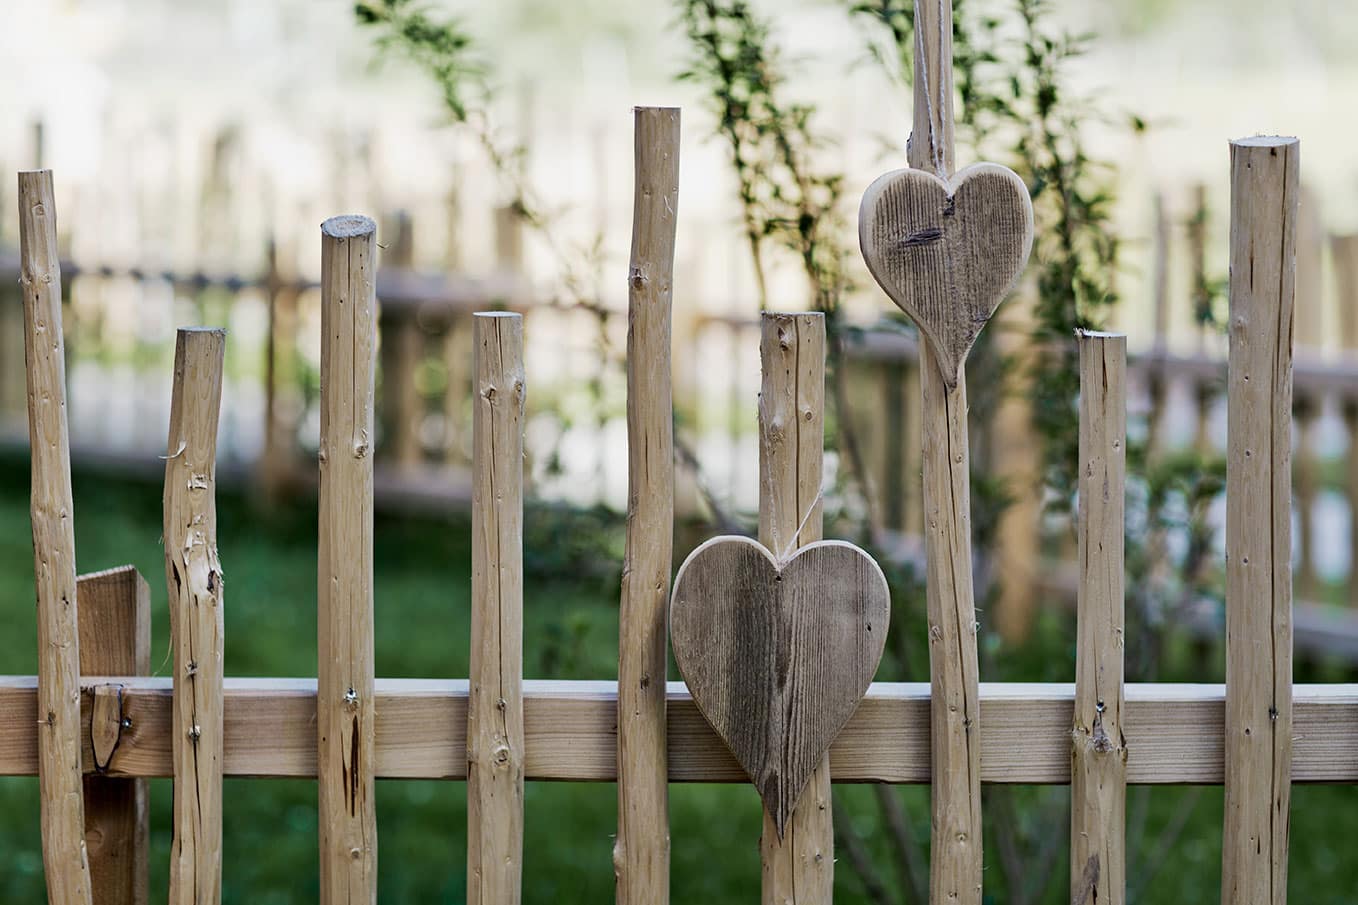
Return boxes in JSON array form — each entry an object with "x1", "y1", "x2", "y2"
[
  {"x1": 670, "y1": 536, "x2": 890, "y2": 837},
  {"x1": 859, "y1": 162, "x2": 1034, "y2": 386}
]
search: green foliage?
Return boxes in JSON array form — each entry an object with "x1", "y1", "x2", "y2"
[
  {"x1": 354, "y1": 0, "x2": 484, "y2": 123},
  {"x1": 677, "y1": 0, "x2": 849, "y2": 314}
]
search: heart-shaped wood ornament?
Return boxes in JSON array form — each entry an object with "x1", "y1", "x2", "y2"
[
  {"x1": 859, "y1": 162, "x2": 1034, "y2": 386},
  {"x1": 670, "y1": 536, "x2": 890, "y2": 837}
]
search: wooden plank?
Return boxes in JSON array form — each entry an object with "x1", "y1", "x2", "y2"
[
  {"x1": 614, "y1": 105, "x2": 679, "y2": 905},
  {"x1": 78, "y1": 566, "x2": 151, "y2": 905},
  {"x1": 757, "y1": 312, "x2": 832, "y2": 903},
  {"x1": 1072, "y1": 332, "x2": 1127, "y2": 905},
  {"x1": 1222, "y1": 135, "x2": 1298, "y2": 905},
  {"x1": 318, "y1": 215, "x2": 379, "y2": 905},
  {"x1": 1, "y1": 679, "x2": 1356, "y2": 783},
  {"x1": 163, "y1": 328, "x2": 227, "y2": 905},
  {"x1": 467, "y1": 312, "x2": 525, "y2": 904},
  {"x1": 19, "y1": 168, "x2": 95, "y2": 905}
]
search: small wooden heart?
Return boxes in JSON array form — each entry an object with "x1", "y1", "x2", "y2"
[
  {"x1": 670, "y1": 536, "x2": 890, "y2": 837},
  {"x1": 859, "y1": 163, "x2": 1034, "y2": 385}
]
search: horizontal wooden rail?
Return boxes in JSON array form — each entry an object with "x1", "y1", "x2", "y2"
[{"x1": 0, "y1": 678, "x2": 1354, "y2": 784}]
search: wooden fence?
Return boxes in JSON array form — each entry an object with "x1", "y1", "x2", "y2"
[{"x1": 0, "y1": 108, "x2": 1351, "y2": 905}]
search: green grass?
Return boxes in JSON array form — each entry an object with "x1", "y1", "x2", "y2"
[{"x1": 0, "y1": 458, "x2": 1354, "y2": 902}]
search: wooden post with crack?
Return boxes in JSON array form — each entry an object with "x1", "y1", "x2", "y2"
[
  {"x1": 318, "y1": 215, "x2": 379, "y2": 904},
  {"x1": 614, "y1": 105, "x2": 680, "y2": 905},
  {"x1": 757, "y1": 312, "x2": 831, "y2": 903},
  {"x1": 467, "y1": 312, "x2": 526, "y2": 904},
  {"x1": 164, "y1": 327, "x2": 227, "y2": 905},
  {"x1": 910, "y1": 3, "x2": 982, "y2": 902},
  {"x1": 1221, "y1": 136, "x2": 1297, "y2": 905}
]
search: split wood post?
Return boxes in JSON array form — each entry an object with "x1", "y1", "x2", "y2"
[
  {"x1": 614, "y1": 105, "x2": 679, "y2": 905},
  {"x1": 467, "y1": 312, "x2": 526, "y2": 904},
  {"x1": 318, "y1": 215, "x2": 378, "y2": 904},
  {"x1": 164, "y1": 328, "x2": 227, "y2": 905},
  {"x1": 78, "y1": 565, "x2": 151, "y2": 905},
  {"x1": 757, "y1": 312, "x2": 831, "y2": 903},
  {"x1": 19, "y1": 168, "x2": 95, "y2": 905},
  {"x1": 1071, "y1": 332, "x2": 1127, "y2": 905},
  {"x1": 1222, "y1": 136, "x2": 1297, "y2": 905},
  {"x1": 1333, "y1": 233, "x2": 1358, "y2": 605},
  {"x1": 910, "y1": 3, "x2": 983, "y2": 901}
]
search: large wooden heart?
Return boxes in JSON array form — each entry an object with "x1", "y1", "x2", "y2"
[
  {"x1": 859, "y1": 163, "x2": 1034, "y2": 386},
  {"x1": 670, "y1": 536, "x2": 890, "y2": 837}
]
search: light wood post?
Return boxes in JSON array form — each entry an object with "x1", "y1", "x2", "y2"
[
  {"x1": 318, "y1": 215, "x2": 378, "y2": 904},
  {"x1": 910, "y1": 3, "x2": 983, "y2": 901},
  {"x1": 757, "y1": 312, "x2": 831, "y2": 903},
  {"x1": 1072, "y1": 332, "x2": 1127, "y2": 905},
  {"x1": 78, "y1": 565, "x2": 151, "y2": 905},
  {"x1": 164, "y1": 328, "x2": 226, "y2": 905},
  {"x1": 1222, "y1": 136, "x2": 1297, "y2": 905},
  {"x1": 19, "y1": 168, "x2": 95, "y2": 905},
  {"x1": 614, "y1": 105, "x2": 679, "y2": 905},
  {"x1": 467, "y1": 312, "x2": 526, "y2": 904}
]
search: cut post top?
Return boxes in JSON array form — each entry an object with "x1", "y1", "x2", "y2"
[
  {"x1": 473, "y1": 311, "x2": 521, "y2": 320},
  {"x1": 1231, "y1": 135, "x2": 1298, "y2": 148},
  {"x1": 320, "y1": 214, "x2": 376, "y2": 238}
]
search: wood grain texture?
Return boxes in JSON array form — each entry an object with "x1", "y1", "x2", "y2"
[
  {"x1": 164, "y1": 329, "x2": 226, "y2": 905},
  {"x1": 1072, "y1": 332, "x2": 1127, "y2": 905},
  {"x1": 317, "y1": 214, "x2": 378, "y2": 905},
  {"x1": 755, "y1": 312, "x2": 832, "y2": 902},
  {"x1": 859, "y1": 164, "x2": 1033, "y2": 387},
  {"x1": 1222, "y1": 135, "x2": 1298, "y2": 905},
  {"x1": 19, "y1": 168, "x2": 95, "y2": 905},
  {"x1": 615, "y1": 105, "x2": 679, "y2": 905},
  {"x1": 1, "y1": 678, "x2": 1357, "y2": 783},
  {"x1": 468, "y1": 312, "x2": 525, "y2": 905},
  {"x1": 671, "y1": 537, "x2": 889, "y2": 836},
  {"x1": 78, "y1": 566, "x2": 151, "y2": 905}
]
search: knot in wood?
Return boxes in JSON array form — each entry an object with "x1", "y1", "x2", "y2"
[
  {"x1": 492, "y1": 744, "x2": 512, "y2": 765},
  {"x1": 628, "y1": 266, "x2": 647, "y2": 290}
]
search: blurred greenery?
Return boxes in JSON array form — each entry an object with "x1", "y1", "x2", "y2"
[{"x1": 0, "y1": 459, "x2": 1353, "y2": 902}]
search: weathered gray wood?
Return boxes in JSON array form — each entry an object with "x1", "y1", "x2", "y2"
[
  {"x1": 1222, "y1": 135, "x2": 1298, "y2": 905},
  {"x1": 164, "y1": 328, "x2": 226, "y2": 905},
  {"x1": 670, "y1": 536, "x2": 889, "y2": 837},
  {"x1": 858, "y1": 163, "x2": 1033, "y2": 387},
  {"x1": 615, "y1": 105, "x2": 679, "y2": 905},
  {"x1": 1072, "y1": 331, "x2": 1127, "y2": 905},
  {"x1": 78, "y1": 566, "x2": 151, "y2": 905}
]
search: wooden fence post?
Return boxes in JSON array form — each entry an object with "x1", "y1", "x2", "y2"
[
  {"x1": 164, "y1": 328, "x2": 227, "y2": 905},
  {"x1": 19, "y1": 167, "x2": 95, "y2": 905},
  {"x1": 1222, "y1": 135, "x2": 1297, "y2": 905},
  {"x1": 614, "y1": 105, "x2": 679, "y2": 905},
  {"x1": 909, "y1": 3, "x2": 983, "y2": 901},
  {"x1": 757, "y1": 312, "x2": 831, "y2": 903},
  {"x1": 318, "y1": 215, "x2": 379, "y2": 904},
  {"x1": 1071, "y1": 332, "x2": 1127, "y2": 905},
  {"x1": 78, "y1": 565, "x2": 151, "y2": 905},
  {"x1": 467, "y1": 312, "x2": 526, "y2": 904}
]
